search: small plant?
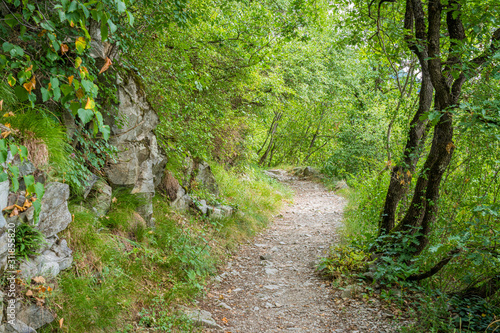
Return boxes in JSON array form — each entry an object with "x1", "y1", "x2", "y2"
[
  {"x1": 318, "y1": 244, "x2": 369, "y2": 279},
  {"x1": 15, "y1": 223, "x2": 46, "y2": 261}
]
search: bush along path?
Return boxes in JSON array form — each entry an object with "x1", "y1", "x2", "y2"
[{"x1": 196, "y1": 170, "x2": 408, "y2": 332}]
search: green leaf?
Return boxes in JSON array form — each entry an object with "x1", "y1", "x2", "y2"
[
  {"x1": 127, "y1": 11, "x2": 134, "y2": 26},
  {"x1": 0, "y1": 173, "x2": 8, "y2": 182},
  {"x1": 100, "y1": 124, "x2": 111, "y2": 140},
  {"x1": 68, "y1": 0, "x2": 78, "y2": 12},
  {"x1": 77, "y1": 108, "x2": 94, "y2": 124},
  {"x1": 116, "y1": 1, "x2": 126, "y2": 13},
  {"x1": 24, "y1": 174, "x2": 35, "y2": 189},
  {"x1": 34, "y1": 182, "x2": 44, "y2": 199},
  {"x1": 60, "y1": 84, "x2": 73, "y2": 96},
  {"x1": 108, "y1": 19, "x2": 117, "y2": 34},
  {"x1": 19, "y1": 145, "x2": 28, "y2": 160},
  {"x1": 41, "y1": 87, "x2": 51, "y2": 102},
  {"x1": 14, "y1": 85, "x2": 29, "y2": 102}
]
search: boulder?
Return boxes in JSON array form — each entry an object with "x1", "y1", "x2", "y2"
[
  {"x1": 87, "y1": 179, "x2": 113, "y2": 217},
  {"x1": 17, "y1": 304, "x2": 55, "y2": 330},
  {"x1": 0, "y1": 180, "x2": 9, "y2": 229},
  {"x1": 194, "y1": 199, "x2": 209, "y2": 216},
  {"x1": 4, "y1": 320, "x2": 36, "y2": 333},
  {"x1": 194, "y1": 162, "x2": 219, "y2": 197},
  {"x1": 82, "y1": 173, "x2": 99, "y2": 199},
  {"x1": 179, "y1": 306, "x2": 222, "y2": 329},
  {"x1": 171, "y1": 186, "x2": 192, "y2": 212},
  {"x1": 19, "y1": 239, "x2": 73, "y2": 279},
  {"x1": 35, "y1": 182, "x2": 72, "y2": 238},
  {"x1": 302, "y1": 166, "x2": 319, "y2": 177},
  {"x1": 334, "y1": 180, "x2": 349, "y2": 191}
]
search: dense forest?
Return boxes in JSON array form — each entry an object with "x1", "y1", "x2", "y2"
[{"x1": 0, "y1": 0, "x2": 499, "y2": 331}]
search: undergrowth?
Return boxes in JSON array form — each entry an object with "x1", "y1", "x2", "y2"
[{"x1": 38, "y1": 165, "x2": 289, "y2": 332}]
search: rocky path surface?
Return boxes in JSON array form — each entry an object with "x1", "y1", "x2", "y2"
[{"x1": 198, "y1": 171, "x2": 402, "y2": 333}]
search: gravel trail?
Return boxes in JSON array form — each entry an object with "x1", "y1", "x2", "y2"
[{"x1": 198, "y1": 171, "x2": 402, "y2": 333}]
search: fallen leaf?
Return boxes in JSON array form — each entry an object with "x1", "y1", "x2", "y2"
[
  {"x1": 59, "y1": 318, "x2": 64, "y2": 328},
  {"x1": 26, "y1": 290, "x2": 33, "y2": 297},
  {"x1": 1, "y1": 131, "x2": 10, "y2": 139},
  {"x1": 112, "y1": 197, "x2": 117, "y2": 203},
  {"x1": 23, "y1": 200, "x2": 32, "y2": 209},
  {"x1": 14, "y1": 204, "x2": 24, "y2": 211},
  {"x1": 33, "y1": 276, "x2": 46, "y2": 284},
  {"x1": 4, "y1": 123, "x2": 11, "y2": 128},
  {"x1": 61, "y1": 43, "x2": 69, "y2": 54},
  {"x1": 99, "y1": 57, "x2": 112, "y2": 74},
  {"x1": 0, "y1": 100, "x2": 3, "y2": 111},
  {"x1": 222, "y1": 317, "x2": 228, "y2": 324},
  {"x1": 9, "y1": 207, "x2": 19, "y2": 217},
  {"x1": 39, "y1": 286, "x2": 47, "y2": 293},
  {"x1": 3, "y1": 112, "x2": 15, "y2": 117}
]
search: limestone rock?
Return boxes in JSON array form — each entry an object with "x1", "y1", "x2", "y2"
[
  {"x1": 36, "y1": 182, "x2": 72, "y2": 238},
  {"x1": 303, "y1": 166, "x2": 319, "y2": 177},
  {"x1": 180, "y1": 307, "x2": 222, "y2": 329},
  {"x1": 87, "y1": 179, "x2": 112, "y2": 217},
  {"x1": 4, "y1": 320, "x2": 36, "y2": 333},
  {"x1": 19, "y1": 239, "x2": 73, "y2": 279},
  {"x1": 194, "y1": 199, "x2": 208, "y2": 215},
  {"x1": 195, "y1": 162, "x2": 219, "y2": 197},
  {"x1": 17, "y1": 304, "x2": 55, "y2": 330},
  {"x1": 0, "y1": 180, "x2": 9, "y2": 229},
  {"x1": 171, "y1": 186, "x2": 192, "y2": 211},
  {"x1": 334, "y1": 180, "x2": 349, "y2": 191},
  {"x1": 82, "y1": 173, "x2": 99, "y2": 199}
]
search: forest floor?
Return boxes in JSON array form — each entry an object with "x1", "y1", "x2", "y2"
[{"x1": 198, "y1": 170, "x2": 409, "y2": 333}]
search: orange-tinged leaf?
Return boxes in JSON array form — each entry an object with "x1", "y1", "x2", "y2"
[
  {"x1": 99, "y1": 57, "x2": 112, "y2": 74},
  {"x1": 23, "y1": 76, "x2": 36, "y2": 94},
  {"x1": 4, "y1": 123, "x2": 11, "y2": 128},
  {"x1": 26, "y1": 290, "x2": 33, "y2": 297},
  {"x1": 222, "y1": 317, "x2": 228, "y2": 324},
  {"x1": 61, "y1": 43, "x2": 69, "y2": 54},
  {"x1": 3, "y1": 112, "x2": 15, "y2": 117},
  {"x1": 8, "y1": 76, "x2": 16, "y2": 87},
  {"x1": 47, "y1": 286, "x2": 53, "y2": 292},
  {"x1": 76, "y1": 88, "x2": 84, "y2": 99},
  {"x1": 48, "y1": 82, "x2": 52, "y2": 91},
  {"x1": 23, "y1": 199, "x2": 32, "y2": 209},
  {"x1": 70, "y1": 20, "x2": 75, "y2": 27},
  {"x1": 0, "y1": 100, "x2": 3, "y2": 111},
  {"x1": 38, "y1": 29, "x2": 47, "y2": 37},
  {"x1": 84, "y1": 97, "x2": 95, "y2": 110},
  {"x1": 59, "y1": 318, "x2": 64, "y2": 328},
  {"x1": 2, "y1": 204, "x2": 15, "y2": 211},
  {"x1": 33, "y1": 276, "x2": 46, "y2": 284},
  {"x1": 14, "y1": 204, "x2": 24, "y2": 212},
  {"x1": 25, "y1": 65, "x2": 33, "y2": 72},
  {"x1": 68, "y1": 75, "x2": 74, "y2": 85},
  {"x1": 39, "y1": 286, "x2": 47, "y2": 293}
]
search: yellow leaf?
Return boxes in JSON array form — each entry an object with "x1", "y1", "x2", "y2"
[
  {"x1": 47, "y1": 286, "x2": 53, "y2": 292},
  {"x1": 59, "y1": 318, "x2": 64, "y2": 328},
  {"x1": 84, "y1": 97, "x2": 95, "y2": 110},
  {"x1": 99, "y1": 57, "x2": 112, "y2": 74},
  {"x1": 68, "y1": 75, "x2": 74, "y2": 86},
  {"x1": 4, "y1": 123, "x2": 11, "y2": 128},
  {"x1": 70, "y1": 20, "x2": 75, "y2": 27},
  {"x1": 3, "y1": 112, "x2": 15, "y2": 117},
  {"x1": 25, "y1": 64, "x2": 33, "y2": 72},
  {"x1": 1, "y1": 131, "x2": 11, "y2": 138},
  {"x1": 75, "y1": 57, "x2": 82, "y2": 68},
  {"x1": 48, "y1": 82, "x2": 52, "y2": 91},
  {"x1": 75, "y1": 37, "x2": 86, "y2": 53}
]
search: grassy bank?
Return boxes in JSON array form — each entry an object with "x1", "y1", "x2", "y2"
[{"x1": 39, "y1": 165, "x2": 291, "y2": 332}]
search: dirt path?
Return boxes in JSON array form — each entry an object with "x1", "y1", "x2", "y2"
[{"x1": 199, "y1": 171, "x2": 401, "y2": 333}]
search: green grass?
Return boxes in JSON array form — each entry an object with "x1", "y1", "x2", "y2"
[{"x1": 38, "y1": 164, "x2": 290, "y2": 332}]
